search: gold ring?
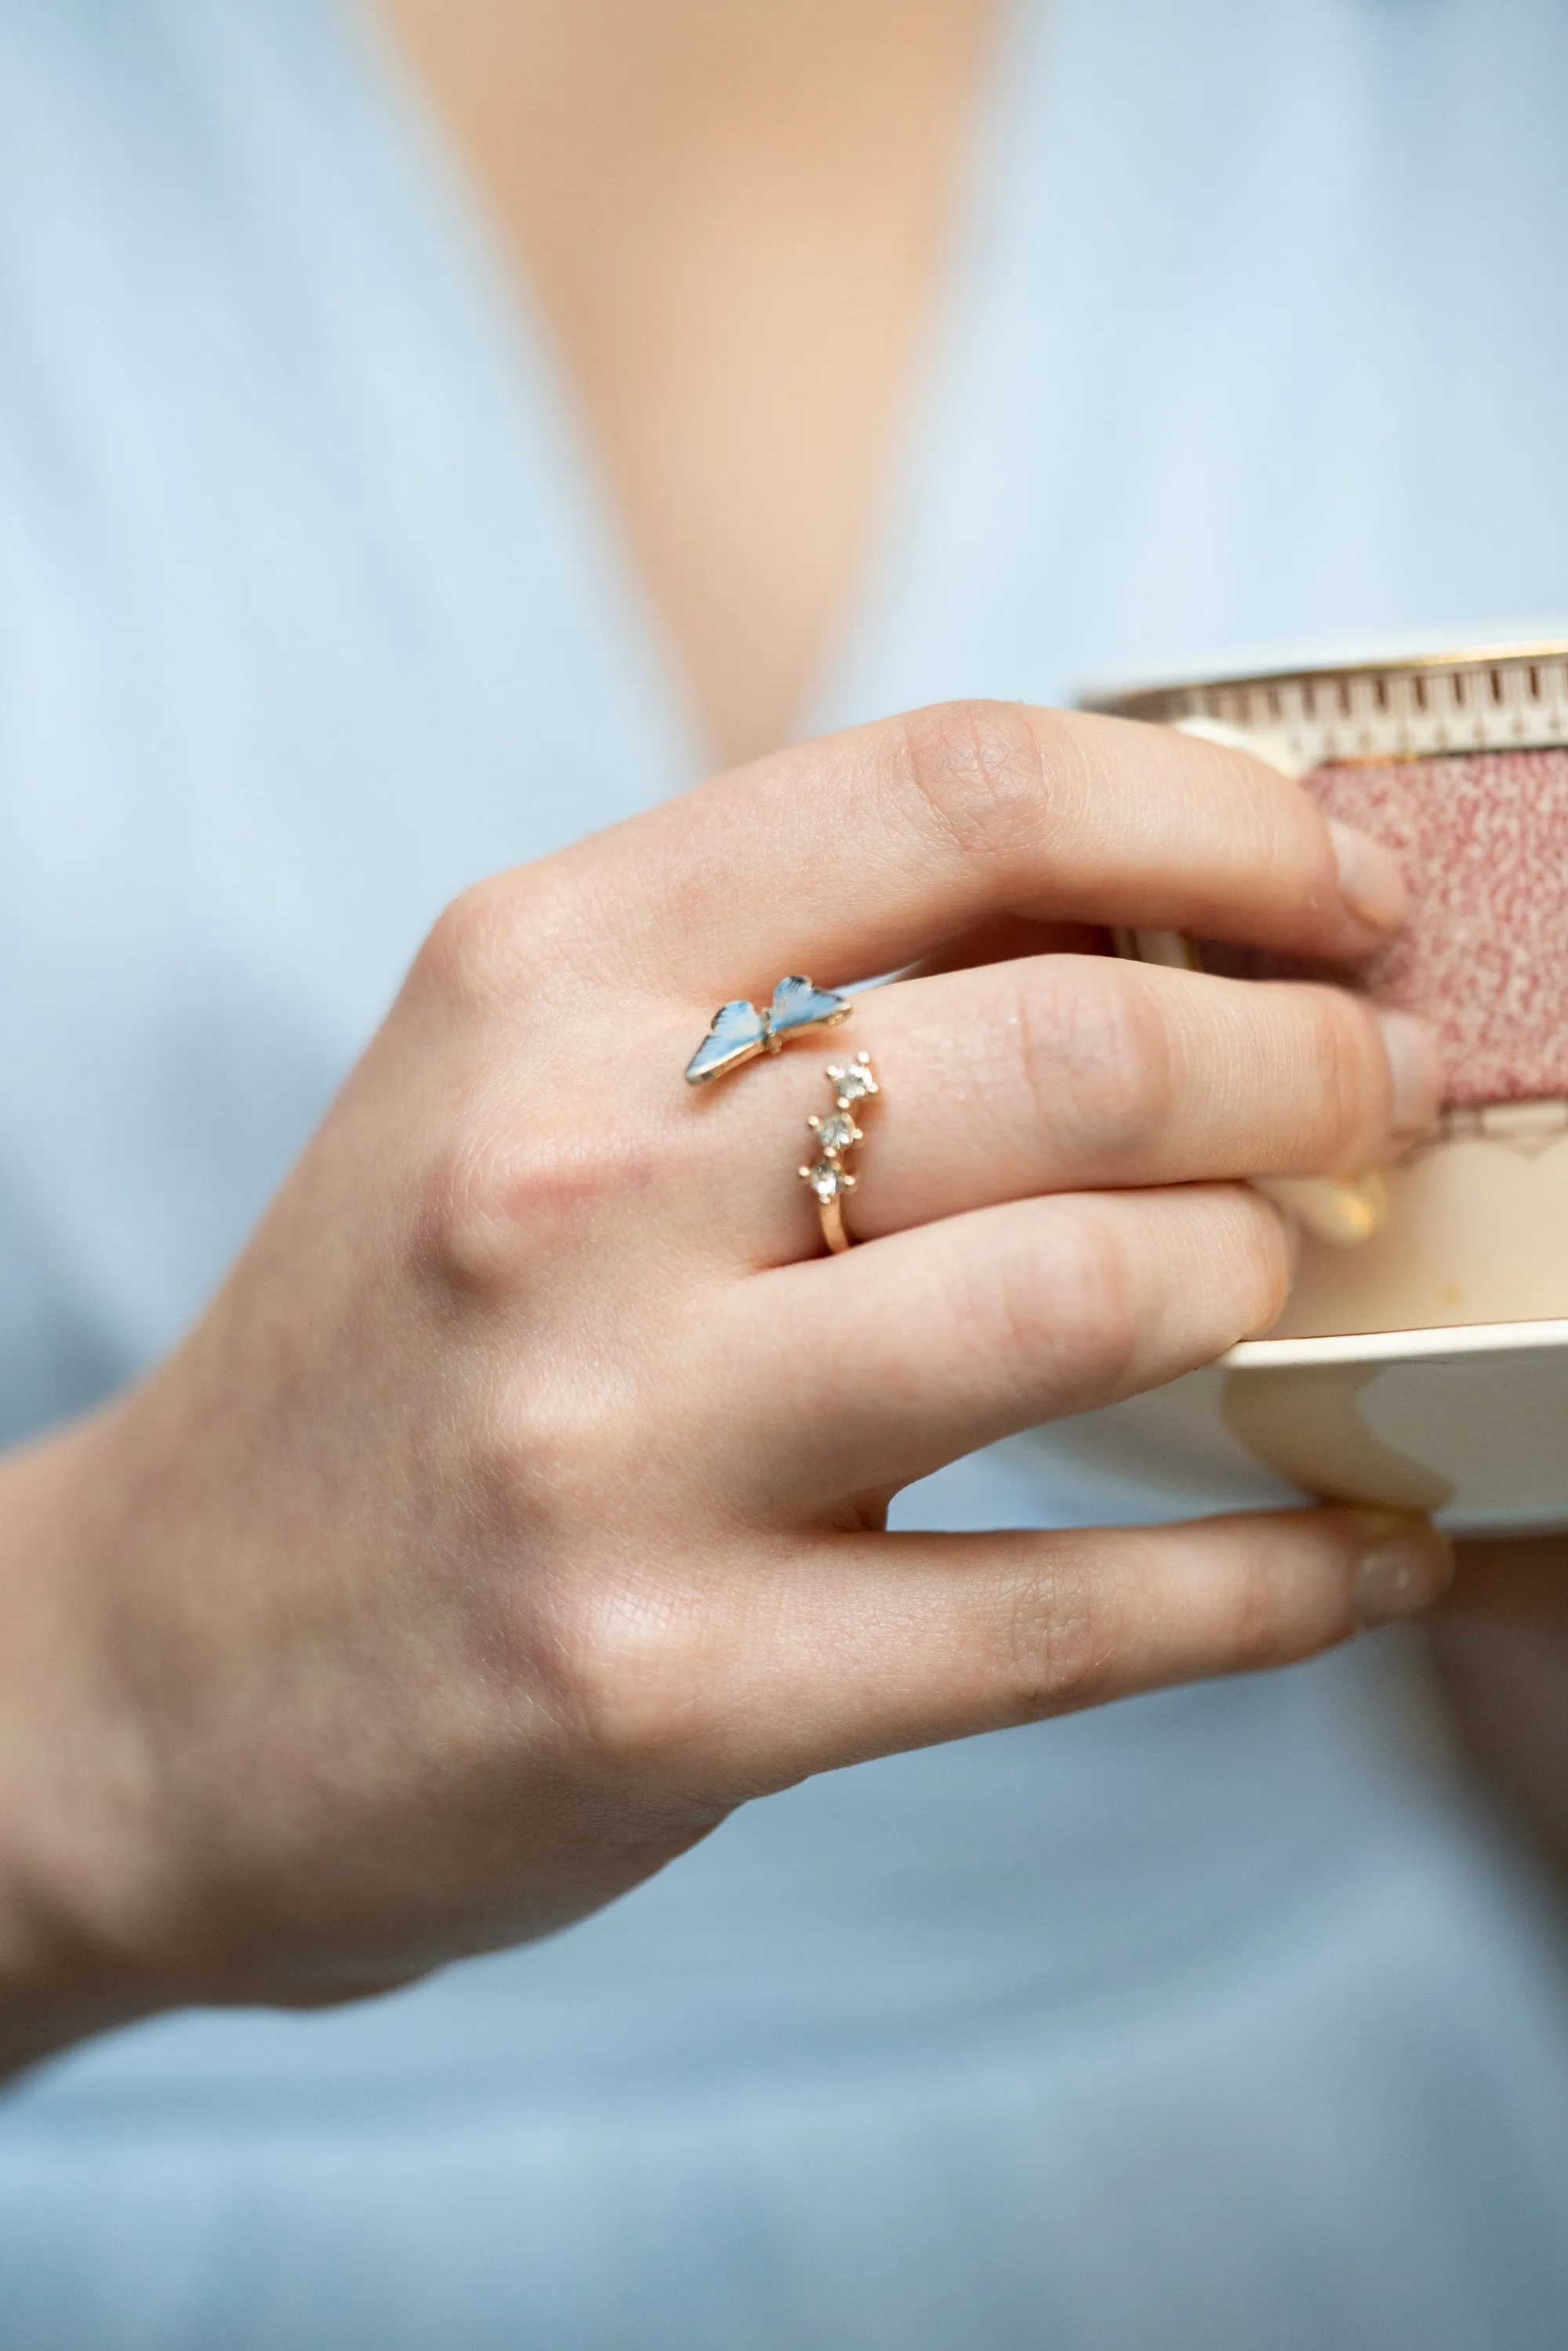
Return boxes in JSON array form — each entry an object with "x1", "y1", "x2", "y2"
[{"x1": 798, "y1": 1053, "x2": 879, "y2": 1252}]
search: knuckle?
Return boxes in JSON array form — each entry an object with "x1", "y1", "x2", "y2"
[
  {"x1": 975, "y1": 1187, "x2": 1290, "y2": 1415},
  {"x1": 1212, "y1": 1527, "x2": 1323, "y2": 1672},
  {"x1": 412, "y1": 1108, "x2": 660, "y2": 1295},
  {"x1": 467, "y1": 1382, "x2": 709, "y2": 1772},
  {"x1": 1225, "y1": 1545, "x2": 1294, "y2": 1670},
  {"x1": 889, "y1": 700, "x2": 1051, "y2": 868},
  {"x1": 465, "y1": 1324, "x2": 771, "y2": 1819},
  {"x1": 1042, "y1": 1204, "x2": 1143, "y2": 1390},
  {"x1": 520, "y1": 1372, "x2": 668, "y2": 1540},
  {"x1": 993, "y1": 1543, "x2": 1114, "y2": 1718},
  {"x1": 409, "y1": 868, "x2": 574, "y2": 1023},
  {"x1": 1298, "y1": 986, "x2": 1385, "y2": 1161},
  {"x1": 546, "y1": 1568, "x2": 713, "y2": 1776},
  {"x1": 477, "y1": 1362, "x2": 612, "y2": 1532},
  {"x1": 1250, "y1": 1263, "x2": 1291, "y2": 1341},
  {"x1": 408, "y1": 1128, "x2": 526, "y2": 1293},
  {"x1": 974, "y1": 1201, "x2": 1144, "y2": 1410},
  {"x1": 1021, "y1": 960, "x2": 1174, "y2": 1163},
  {"x1": 1240, "y1": 1205, "x2": 1294, "y2": 1335},
  {"x1": 410, "y1": 876, "x2": 526, "y2": 1017},
  {"x1": 1187, "y1": 1183, "x2": 1294, "y2": 1344}
]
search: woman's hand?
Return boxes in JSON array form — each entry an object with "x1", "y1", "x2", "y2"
[{"x1": 0, "y1": 703, "x2": 1451, "y2": 2067}]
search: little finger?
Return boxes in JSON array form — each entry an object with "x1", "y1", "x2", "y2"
[{"x1": 630, "y1": 1512, "x2": 1454, "y2": 1800}]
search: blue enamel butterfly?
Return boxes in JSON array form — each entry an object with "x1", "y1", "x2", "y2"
[{"x1": 684, "y1": 975, "x2": 851, "y2": 1085}]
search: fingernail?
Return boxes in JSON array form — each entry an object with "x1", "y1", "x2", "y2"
[
  {"x1": 1376, "y1": 1008, "x2": 1443, "y2": 1136},
  {"x1": 1329, "y1": 819, "x2": 1407, "y2": 935},
  {"x1": 1351, "y1": 1513, "x2": 1454, "y2": 1628}
]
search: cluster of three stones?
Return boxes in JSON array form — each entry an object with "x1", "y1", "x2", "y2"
[{"x1": 800, "y1": 1055, "x2": 878, "y2": 1204}]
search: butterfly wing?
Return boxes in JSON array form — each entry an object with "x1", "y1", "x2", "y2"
[
  {"x1": 684, "y1": 998, "x2": 768, "y2": 1084},
  {"x1": 768, "y1": 975, "x2": 850, "y2": 1039}
]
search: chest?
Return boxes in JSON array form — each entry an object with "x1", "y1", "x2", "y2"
[{"x1": 376, "y1": 0, "x2": 996, "y2": 765}]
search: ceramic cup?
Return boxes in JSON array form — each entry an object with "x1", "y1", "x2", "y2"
[
  {"x1": 1054, "y1": 643, "x2": 1568, "y2": 1528},
  {"x1": 1087, "y1": 643, "x2": 1568, "y2": 1343}
]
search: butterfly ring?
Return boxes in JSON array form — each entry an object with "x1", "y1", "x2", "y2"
[
  {"x1": 798, "y1": 1055, "x2": 880, "y2": 1252},
  {"x1": 684, "y1": 975, "x2": 851, "y2": 1085}
]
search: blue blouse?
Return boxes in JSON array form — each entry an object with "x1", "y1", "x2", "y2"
[{"x1": 2, "y1": 3, "x2": 1568, "y2": 2345}]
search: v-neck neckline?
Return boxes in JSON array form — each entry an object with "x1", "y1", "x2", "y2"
[
  {"x1": 335, "y1": 0, "x2": 1046, "y2": 779},
  {"x1": 804, "y1": 0, "x2": 1058, "y2": 743}
]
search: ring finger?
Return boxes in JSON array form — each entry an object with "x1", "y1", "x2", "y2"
[{"x1": 686, "y1": 951, "x2": 1439, "y2": 1263}]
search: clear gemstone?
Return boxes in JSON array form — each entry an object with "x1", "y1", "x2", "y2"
[
  {"x1": 806, "y1": 1160, "x2": 844, "y2": 1201},
  {"x1": 833, "y1": 1060, "x2": 877, "y2": 1103},
  {"x1": 814, "y1": 1111, "x2": 857, "y2": 1154}
]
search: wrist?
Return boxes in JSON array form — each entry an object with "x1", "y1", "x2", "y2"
[{"x1": 0, "y1": 1408, "x2": 183, "y2": 2073}]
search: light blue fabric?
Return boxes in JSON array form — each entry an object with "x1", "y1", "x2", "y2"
[{"x1": 2, "y1": 2, "x2": 1568, "y2": 2343}]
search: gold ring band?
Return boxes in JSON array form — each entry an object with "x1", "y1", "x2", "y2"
[{"x1": 799, "y1": 1053, "x2": 879, "y2": 1252}]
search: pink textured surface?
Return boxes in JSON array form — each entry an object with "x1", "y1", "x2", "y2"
[{"x1": 1221, "y1": 748, "x2": 1568, "y2": 1106}]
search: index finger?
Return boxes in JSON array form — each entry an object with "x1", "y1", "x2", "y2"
[{"x1": 561, "y1": 702, "x2": 1406, "y2": 997}]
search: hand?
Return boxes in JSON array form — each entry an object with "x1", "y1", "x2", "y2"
[{"x1": 0, "y1": 703, "x2": 1452, "y2": 2064}]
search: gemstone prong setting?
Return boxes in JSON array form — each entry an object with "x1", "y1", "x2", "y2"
[{"x1": 799, "y1": 1053, "x2": 877, "y2": 1250}]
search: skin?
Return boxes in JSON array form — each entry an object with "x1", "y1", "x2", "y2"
[
  {"x1": 0, "y1": 705, "x2": 1454, "y2": 2074},
  {"x1": 378, "y1": 0, "x2": 994, "y2": 766}
]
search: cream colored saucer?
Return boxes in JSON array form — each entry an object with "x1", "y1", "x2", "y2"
[{"x1": 1054, "y1": 1319, "x2": 1568, "y2": 1536}]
